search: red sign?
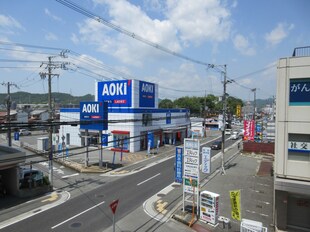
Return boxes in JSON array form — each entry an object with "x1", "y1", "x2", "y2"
[
  {"x1": 244, "y1": 120, "x2": 255, "y2": 141},
  {"x1": 110, "y1": 199, "x2": 119, "y2": 214}
]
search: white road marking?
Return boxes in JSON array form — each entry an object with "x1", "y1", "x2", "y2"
[
  {"x1": 61, "y1": 173, "x2": 79, "y2": 179},
  {"x1": 51, "y1": 201, "x2": 105, "y2": 229},
  {"x1": 137, "y1": 173, "x2": 161, "y2": 186}
]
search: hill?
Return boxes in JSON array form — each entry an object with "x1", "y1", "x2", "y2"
[{"x1": 0, "y1": 92, "x2": 94, "y2": 105}]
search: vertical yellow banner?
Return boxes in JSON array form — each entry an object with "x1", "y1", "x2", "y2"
[{"x1": 229, "y1": 190, "x2": 241, "y2": 221}]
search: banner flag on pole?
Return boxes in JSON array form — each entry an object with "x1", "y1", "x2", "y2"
[{"x1": 229, "y1": 190, "x2": 241, "y2": 221}]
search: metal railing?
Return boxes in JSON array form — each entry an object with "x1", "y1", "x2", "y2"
[{"x1": 292, "y1": 46, "x2": 310, "y2": 57}]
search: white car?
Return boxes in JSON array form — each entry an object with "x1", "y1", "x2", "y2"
[
  {"x1": 231, "y1": 131, "x2": 239, "y2": 140},
  {"x1": 19, "y1": 129, "x2": 31, "y2": 136},
  {"x1": 225, "y1": 129, "x2": 232, "y2": 135}
]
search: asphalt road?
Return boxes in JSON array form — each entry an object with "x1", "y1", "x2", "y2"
[
  {"x1": 2, "y1": 130, "x2": 239, "y2": 232},
  {"x1": 2, "y1": 154, "x2": 175, "y2": 232}
]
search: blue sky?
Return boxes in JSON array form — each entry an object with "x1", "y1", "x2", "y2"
[{"x1": 0, "y1": 0, "x2": 309, "y2": 101}]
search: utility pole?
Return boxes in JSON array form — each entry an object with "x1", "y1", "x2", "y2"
[
  {"x1": 203, "y1": 90, "x2": 207, "y2": 138},
  {"x1": 221, "y1": 65, "x2": 227, "y2": 175},
  {"x1": 2, "y1": 82, "x2": 18, "y2": 146},
  {"x1": 39, "y1": 51, "x2": 69, "y2": 186},
  {"x1": 40, "y1": 57, "x2": 62, "y2": 186}
]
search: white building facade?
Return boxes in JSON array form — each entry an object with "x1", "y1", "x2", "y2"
[
  {"x1": 60, "y1": 80, "x2": 190, "y2": 152},
  {"x1": 274, "y1": 51, "x2": 310, "y2": 230}
]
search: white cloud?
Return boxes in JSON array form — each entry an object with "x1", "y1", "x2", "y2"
[
  {"x1": 71, "y1": 33, "x2": 79, "y2": 44},
  {"x1": 233, "y1": 34, "x2": 256, "y2": 56},
  {"x1": 165, "y1": 0, "x2": 232, "y2": 44},
  {"x1": 80, "y1": 1, "x2": 181, "y2": 66},
  {"x1": 0, "y1": 14, "x2": 24, "y2": 32},
  {"x1": 78, "y1": 0, "x2": 231, "y2": 66},
  {"x1": 45, "y1": 32, "x2": 58, "y2": 41},
  {"x1": 265, "y1": 23, "x2": 294, "y2": 46},
  {"x1": 44, "y1": 8, "x2": 63, "y2": 22}
]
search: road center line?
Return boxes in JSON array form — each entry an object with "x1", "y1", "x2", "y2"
[
  {"x1": 51, "y1": 201, "x2": 105, "y2": 229},
  {"x1": 137, "y1": 173, "x2": 161, "y2": 186}
]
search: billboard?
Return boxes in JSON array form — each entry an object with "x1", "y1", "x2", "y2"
[
  {"x1": 244, "y1": 120, "x2": 255, "y2": 141},
  {"x1": 175, "y1": 147, "x2": 183, "y2": 183},
  {"x1": 139, "y1": 81, "x2": 155, "y2": 107},
  {"x1": 80, "y1": 101, "x2": 108, "y2": 130},
  {"x1": 97, "y1": 80, "x2": 132, "y2": 107}
]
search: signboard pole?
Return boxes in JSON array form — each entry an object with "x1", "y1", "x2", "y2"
[
  {"x1": 99, "y1": 130, "x2": 103, "y2": 168},
  {"x1": 85, "y1": 129, "x2": 89, "y2": 167},
  {"x1": 109, "y1": 199, "x2": 119, "y2": 232}
]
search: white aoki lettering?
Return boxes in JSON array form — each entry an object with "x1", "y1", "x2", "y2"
[
  {"x1": 82, "y1": 104, "x2": 99, "y2": 113},
  {"x1": 142, "y1": 83, "x2": 154, "y2": 93},
  {"x1": 102, "y1": 82, "x2": 127, "y2": 96}
]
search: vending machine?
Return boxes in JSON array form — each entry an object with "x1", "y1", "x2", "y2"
[{"x1": 200, "y1": 190, "x2": 220, "y2": 225}]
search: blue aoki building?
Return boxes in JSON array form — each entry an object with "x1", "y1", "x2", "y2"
[{"x1": 60, "y1": 79, "x2": 190, "y2": 152}]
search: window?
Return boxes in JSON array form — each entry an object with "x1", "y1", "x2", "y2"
[{"x1": 142, "y1": 113, "x2": 152, "y2": 126}]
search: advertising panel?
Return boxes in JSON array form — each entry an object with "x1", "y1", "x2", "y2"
[
  {"x1": 202, "y1": 147, "x2": 211, "y2": 174},
  {"x1": 175, "y1": 147, "x2": 183, "y2": 183},
  {"x1": 243, "y1": 120, "x2": 255, "y2": 141},
  {"x1": 139, "y1": 81, "x2": 155, "y2": 107},
  {"x1": 97, "y1": 80, "x2": 132, "y2": 107},
  {"x1": 183, "y1": 139, "x2": 200, "y2": 194},
  {"x1": 289, "y1": 78, "x2": 310, "y2": 106},
  {"x1": 80, "y1": 101, "x2": 108, "y2": 130},
  {"x1": 230, "y1": 190, "x2": 241, "y2": 221}
]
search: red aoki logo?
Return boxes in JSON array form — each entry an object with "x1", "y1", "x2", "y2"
[{"x1": 114, "y1": 100, "x2": 127, "y2": 104}]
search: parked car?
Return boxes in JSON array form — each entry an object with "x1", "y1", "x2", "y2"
[
  {"x1": 225, "y1": 129, "x2": 232, "y2": 135},
  {"x1": 19, "y1": 168, "x2": 43, "y2": 188},
  {"x1": 211, "y1": 141, "x2": 222, "y2": 150},
  {"x1": 238, "y1": 129, "x2": 244, "y2": 137},
  {"x1": 231, "y1": 131, "x2": 239, "y2": 140},
  {"x1": 19, "y1": 129, "x2": 31, "y2": 136}
]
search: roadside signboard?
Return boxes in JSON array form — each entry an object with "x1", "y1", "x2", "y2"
[
  {"x1": 202, "y1": 147, "x2": 211, "y2": 174},
  {"x1": 244, "y1": 120, "x2": 255, "y2": 141},
  {"x1": 110, "y1": 199, "x2": 119, "y2": 215},
  {"x1": 175, "y1": 147, "x2": 183, "y2": 183},
  {"x1": 183, "y1": 139, "x2": 200, "y2": 194},
  {"x1": 80, "y1": 101, "x2": 108, "y2": 131}
]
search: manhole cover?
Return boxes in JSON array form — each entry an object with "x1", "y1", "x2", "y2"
[
  {"x1": 70, "y1": 222, "x2": 82, "y2": 228},
  {"x1": 172, "y1": 184, "x2": 181, "y2": 188},
  {"x1": 157, "y1": 193, "x2": 166, "y2": 197}
]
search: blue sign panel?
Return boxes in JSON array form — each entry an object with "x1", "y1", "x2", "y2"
[
  {"x1": 101, "y1": 134, "x2": 108, "y2": 146},
  {"x1": 80, "y1": 101, "x2": 108, "y2": 130},
  {"x1": 97, "y1": 80, "x2": 132, "y2": 107},
  {"x1": 147, "y1": 131, "x2": 154, "y2": 148},
  {"x1": 166, "y1": 112, "x2": 171, "y2": 124},
  {"x1": 14, "y1": 132, "x2": 19, "y2": 141},
  {"x1": 289, "y1": 78, "x2": 310, "y2": 106},
  {"x1": 139, "y1": 81, "x2": 155, "y2": 107},
  {"x1": 175, "y1": 147, "x2": 183, "y2": 183}
]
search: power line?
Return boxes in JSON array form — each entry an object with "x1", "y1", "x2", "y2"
[{"x1": 56, "y1": 0, "x2": 215, "y2": 68}]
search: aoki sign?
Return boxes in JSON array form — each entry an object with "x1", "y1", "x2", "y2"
[
  {"x1": 97, "y1": 80, "x2": 132, "y2": 107},
  {"x1": 139, "y1": 81, "x2": 155, "y2": 107},
  {"x1": 80, "y1": 101, "x2": 108, "y2": 130}
]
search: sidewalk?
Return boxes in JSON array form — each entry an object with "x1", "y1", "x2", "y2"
[{"x1": 150, "y1": 150, "x2": 275, "y2": 232}]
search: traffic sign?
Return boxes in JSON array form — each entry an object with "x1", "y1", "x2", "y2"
[{"x1": 110, "y1": 199, "x2": 119, "y2": 214}]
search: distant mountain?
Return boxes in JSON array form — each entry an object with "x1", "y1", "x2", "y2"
[
  {"x1": 0, "y1": 91, "x2": 94, "y2": 105},
  {"x1": 245, "y1": 98, "x2": 275, "y2": 110}
]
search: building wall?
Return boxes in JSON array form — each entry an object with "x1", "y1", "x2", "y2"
[{"x1": 275, "y1": 56, "x2": 310, "y2": 230}]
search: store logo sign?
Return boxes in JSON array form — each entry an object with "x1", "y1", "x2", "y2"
[
  {"x1": 82, "y1": 103, "x2": 99, "y2": 113},
  {"x1": 102, "y1": 82, "x2": 127, "y2": 96}
]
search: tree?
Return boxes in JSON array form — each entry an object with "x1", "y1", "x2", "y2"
[{"x1": 159, "y1": 99, "x2": 174, "y2": 108}]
